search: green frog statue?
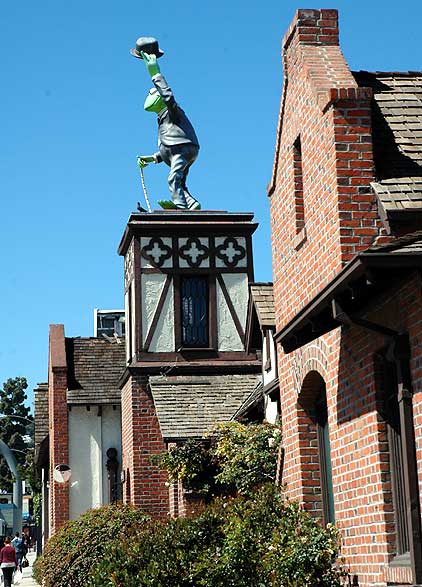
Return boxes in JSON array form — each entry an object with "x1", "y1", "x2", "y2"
[{"x1": 131, "y1": 37, "x2": 201, "y2": 210}]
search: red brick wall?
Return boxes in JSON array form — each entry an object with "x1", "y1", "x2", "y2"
[
  {"x1": 269, "y1": 9, "x2": 422, "y2": 587},
  {"x1": 121, "y1": 372, "x2": 169, "y2": 517},
  {"x1": 277, "y1": 273, "x2": 422, "y2": 586},
  {"x1": 48, "y1": 325, "x2": 69, "y2": 535},
  {"x1": 269, "y1": 9, "x2": 384, "y2": 330}
]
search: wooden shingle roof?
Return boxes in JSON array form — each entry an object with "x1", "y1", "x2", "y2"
[
  {"x1": 354, "y1": 71, "x2": 422, "y2": 225},
  {"x1": 249, "y1": 283, "x2": 275, "y2": 329},
  {"x1": 149, "y1": 374, "x2": 259, "y2": 440},
  {"x1": 65, "y1": 337, "x2": 126, "y2": 404}
]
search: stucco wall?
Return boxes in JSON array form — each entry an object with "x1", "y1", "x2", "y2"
[
  {"x1": 141, "y1": 273, "x2": 175, "y2": 352},
  {"x1": 68, "y1": 404, "x2": 121, "y2": 519},
  {"x1": 217, "y1": 273, "x2": 248, "y2": 351},
  {"x1": 263, "y1": 333, "x2": 277, "y2": 386}
]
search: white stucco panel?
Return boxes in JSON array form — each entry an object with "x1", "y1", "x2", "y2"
[
  {"x1": 125, "y1": 291, "x2": 130, "y2": 362},
  {"x1": 265, "y1": 396, "x2": 279, "y2": 425},
  {"x1": 141, "y1": 274, "x2": 168, "y2": 346},
  {"x1": 150, "y1": 282, "x2": 175, "y2": 352},
  {"x1": 131, "y1": 285, "x2": 136, "y2": 358},
  {"x1": 263, "y1": 332, "x2": 277, "y2": 386},
  {"x1": 140, "y1": 237, "x2": 173, "y2": 268},
  {"x1": 217, "y1": 273, "x2": 248, "y2": 351},
  {"x1": 69, "y1": 407, "x2": 102, "y2": 519}
]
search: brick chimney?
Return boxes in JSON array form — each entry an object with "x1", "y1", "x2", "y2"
[
  {"x1": 269, "y1": 9, "x2": 383, "y2": 328},
  {"x1": 283, "y1": 8, "x2": 339, "y2": 48},
  {"x1": 48, "y1": 324, "x2": 69, "y2": 534}
]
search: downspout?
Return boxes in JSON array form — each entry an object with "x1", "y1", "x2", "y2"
[
  {"x1": 0, "y1": 439, "x2": 22, "y2": 534},
  {"x1": 392, "y1": 334, "x2": 422, "y2": 585}
]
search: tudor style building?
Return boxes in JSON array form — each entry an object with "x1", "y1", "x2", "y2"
[
  {"x1": 118, "y1": 210, "x2": 261, "y2": 517},
  {"x1": 270, "y1": 9, "x2": 422, "y2": 587},
  {"x1": 36, "y1": 210, "x2": 263, "y2": 536}
]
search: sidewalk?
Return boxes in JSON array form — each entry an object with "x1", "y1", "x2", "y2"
[{"x1": 18, "y1": 551, "x2": 40, "y2": 586}]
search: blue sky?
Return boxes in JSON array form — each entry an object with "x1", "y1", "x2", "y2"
[{"x1": 0, "y1": 1, "x2": 420, "y2": 410}]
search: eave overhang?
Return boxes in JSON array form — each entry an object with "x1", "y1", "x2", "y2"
[{"x1": 275, "y1": 251, "x2": 422, "y2": 353}]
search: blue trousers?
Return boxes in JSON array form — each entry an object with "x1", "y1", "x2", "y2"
[{"x1": 159, "y1": 144, "x2": 199, "y2": 208}]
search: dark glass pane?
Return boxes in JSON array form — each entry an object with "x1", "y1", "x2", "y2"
[
  {"x1": 376, "y1": 354, "x2": 409, "y2": 555},
  {"x1": 181, "y1": 277, "x2": 209, "y2": 347},
  {"x1": 315, "y1": 387, "x2": 335, "y2": 525}
]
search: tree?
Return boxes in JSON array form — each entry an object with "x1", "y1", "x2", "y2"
[{"x1": 0, "y1": 377, "x2": 33, "y2": 492}]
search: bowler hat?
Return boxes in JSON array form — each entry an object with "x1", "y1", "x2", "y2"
[{"x1": 130, "y1": 37, "x2": 164, "y2": 59}]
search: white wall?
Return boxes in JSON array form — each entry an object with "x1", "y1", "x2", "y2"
[
  {"x1": 141, "y1": 273, "x2": 175, "y2": 352},
  {"x1": 217, "y1": 274, "x2": 248, "y2": 351},
  {"x1": 68, "y1": 405, "x2": 121, "y2": 520},
  {"x1": 265, "y1": 396, "x2": 279, "y2": 424},
  {"x1": 262, "y1": 331, "x2": 277, "y2": 387},
  {"x1": 262, "y1": 329, "x2": 278, "y2": 424}
]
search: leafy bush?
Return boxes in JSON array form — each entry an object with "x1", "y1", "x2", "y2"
[
  {"x1": 33, "y1": 503, "x2": 149, "y2": 587},
  {"x1": 154, "y1": 421, "x2": 281, "y2": 497},
  {"x1": 211, "y1": 421, "x2": 281, "y2": 494},
  {"x1": 152, "y1": 438, "x2": 219, "y2": 496},
  {"x1": 88, "y1": 484, "x2": 347, "y2": 587}
]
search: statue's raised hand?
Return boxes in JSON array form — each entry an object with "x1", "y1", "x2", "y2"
[
  {"x1": 141, "y1": 51, "x2": 160, "y2": 77},
  {"x1": 137, "y1": 155, "x2": 154, "y2": 168}
]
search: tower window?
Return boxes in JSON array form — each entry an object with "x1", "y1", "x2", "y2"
[{"x1": 181, "y1": 276, "x2": 209, "y2": 347}]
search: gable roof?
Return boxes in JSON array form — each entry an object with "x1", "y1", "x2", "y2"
[
  {"x1": 65, "y1": 337, "x2": 126, "y2": 404},
  {"x1": 354, "y1": 71, "x2": 422, "y2": 177},
  {"x1": 276, "y1": 230, "x2": 422, "y2": 353},
  {"x1": 354, "y1": 71, "x2": 422, "y2": 227},
  {"x1": 149, "y1": 374, "x2": 259, "y2": 441},
  {"x1": 249, "y1": 283, "x2": 275, "y2": 329}
]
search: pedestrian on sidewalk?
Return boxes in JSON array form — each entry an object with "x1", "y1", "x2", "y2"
[
  {"x1": 0, "y1": 536, "x2": 17, "y2": 587},
  {"x1": 12, "y1": 532, "x2": 25, "y2": 572}
]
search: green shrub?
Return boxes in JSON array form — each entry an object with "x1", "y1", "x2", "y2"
[
  {"x1": 211, "y1": 421, "x2": 282, "y2": 494},
  {"x1": 152, "y1": 438, "x2": 219, "y2": 496},
  {"x1": 154, "y1": 421, "x2": 282, "y2": 498},
  {"x1": 89, "y1": 484, "x2": 347, "y2": 587},
  {"x1": 33, "y1": 503, "x2": 149, "y2": 587}
]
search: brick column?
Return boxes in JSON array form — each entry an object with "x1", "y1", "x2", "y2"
[
  {"x1": 121, "y1": 371, "x2": 169, "y2": 517},
  {"x1": 48, "y1": 324, "x2": 69, "y2": 534}
]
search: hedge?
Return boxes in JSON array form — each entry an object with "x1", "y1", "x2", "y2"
[
  {"x1": 88, "y1": 485, "x2": 347, "y2": 587},
  {"x1": 33, "y1": 503, "x2": 149, "y2": 586}
]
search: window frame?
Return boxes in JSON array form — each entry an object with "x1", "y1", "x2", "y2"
[
  {"x1": 174, "y1": 274, "x2": 217, "y2": 351},
  {"x1": 374, "y1": 351, "x2": 410, "y2": 557}
]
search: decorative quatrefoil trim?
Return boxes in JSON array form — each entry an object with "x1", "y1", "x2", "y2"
[
  {"x1": 215, "y1": 237, "x2": 246, "y2": 268},
  {"x1": 179, "y1": 237, "x2": 209, "y2": 268},
  {"x1": 141, "y1": 237, "x2": 172, "y2": 268},
  {"x1": 124, "y1": 242, "x2": 135, "y2": 287}
]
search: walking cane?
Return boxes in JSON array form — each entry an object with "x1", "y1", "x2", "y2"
[{"x1": 138, "y1": 162, "x2": 152, "y2": 213}]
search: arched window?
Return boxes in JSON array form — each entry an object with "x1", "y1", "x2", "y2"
[{"x1": 298, "y1": 371, "x2": 334, "y2": 525}]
